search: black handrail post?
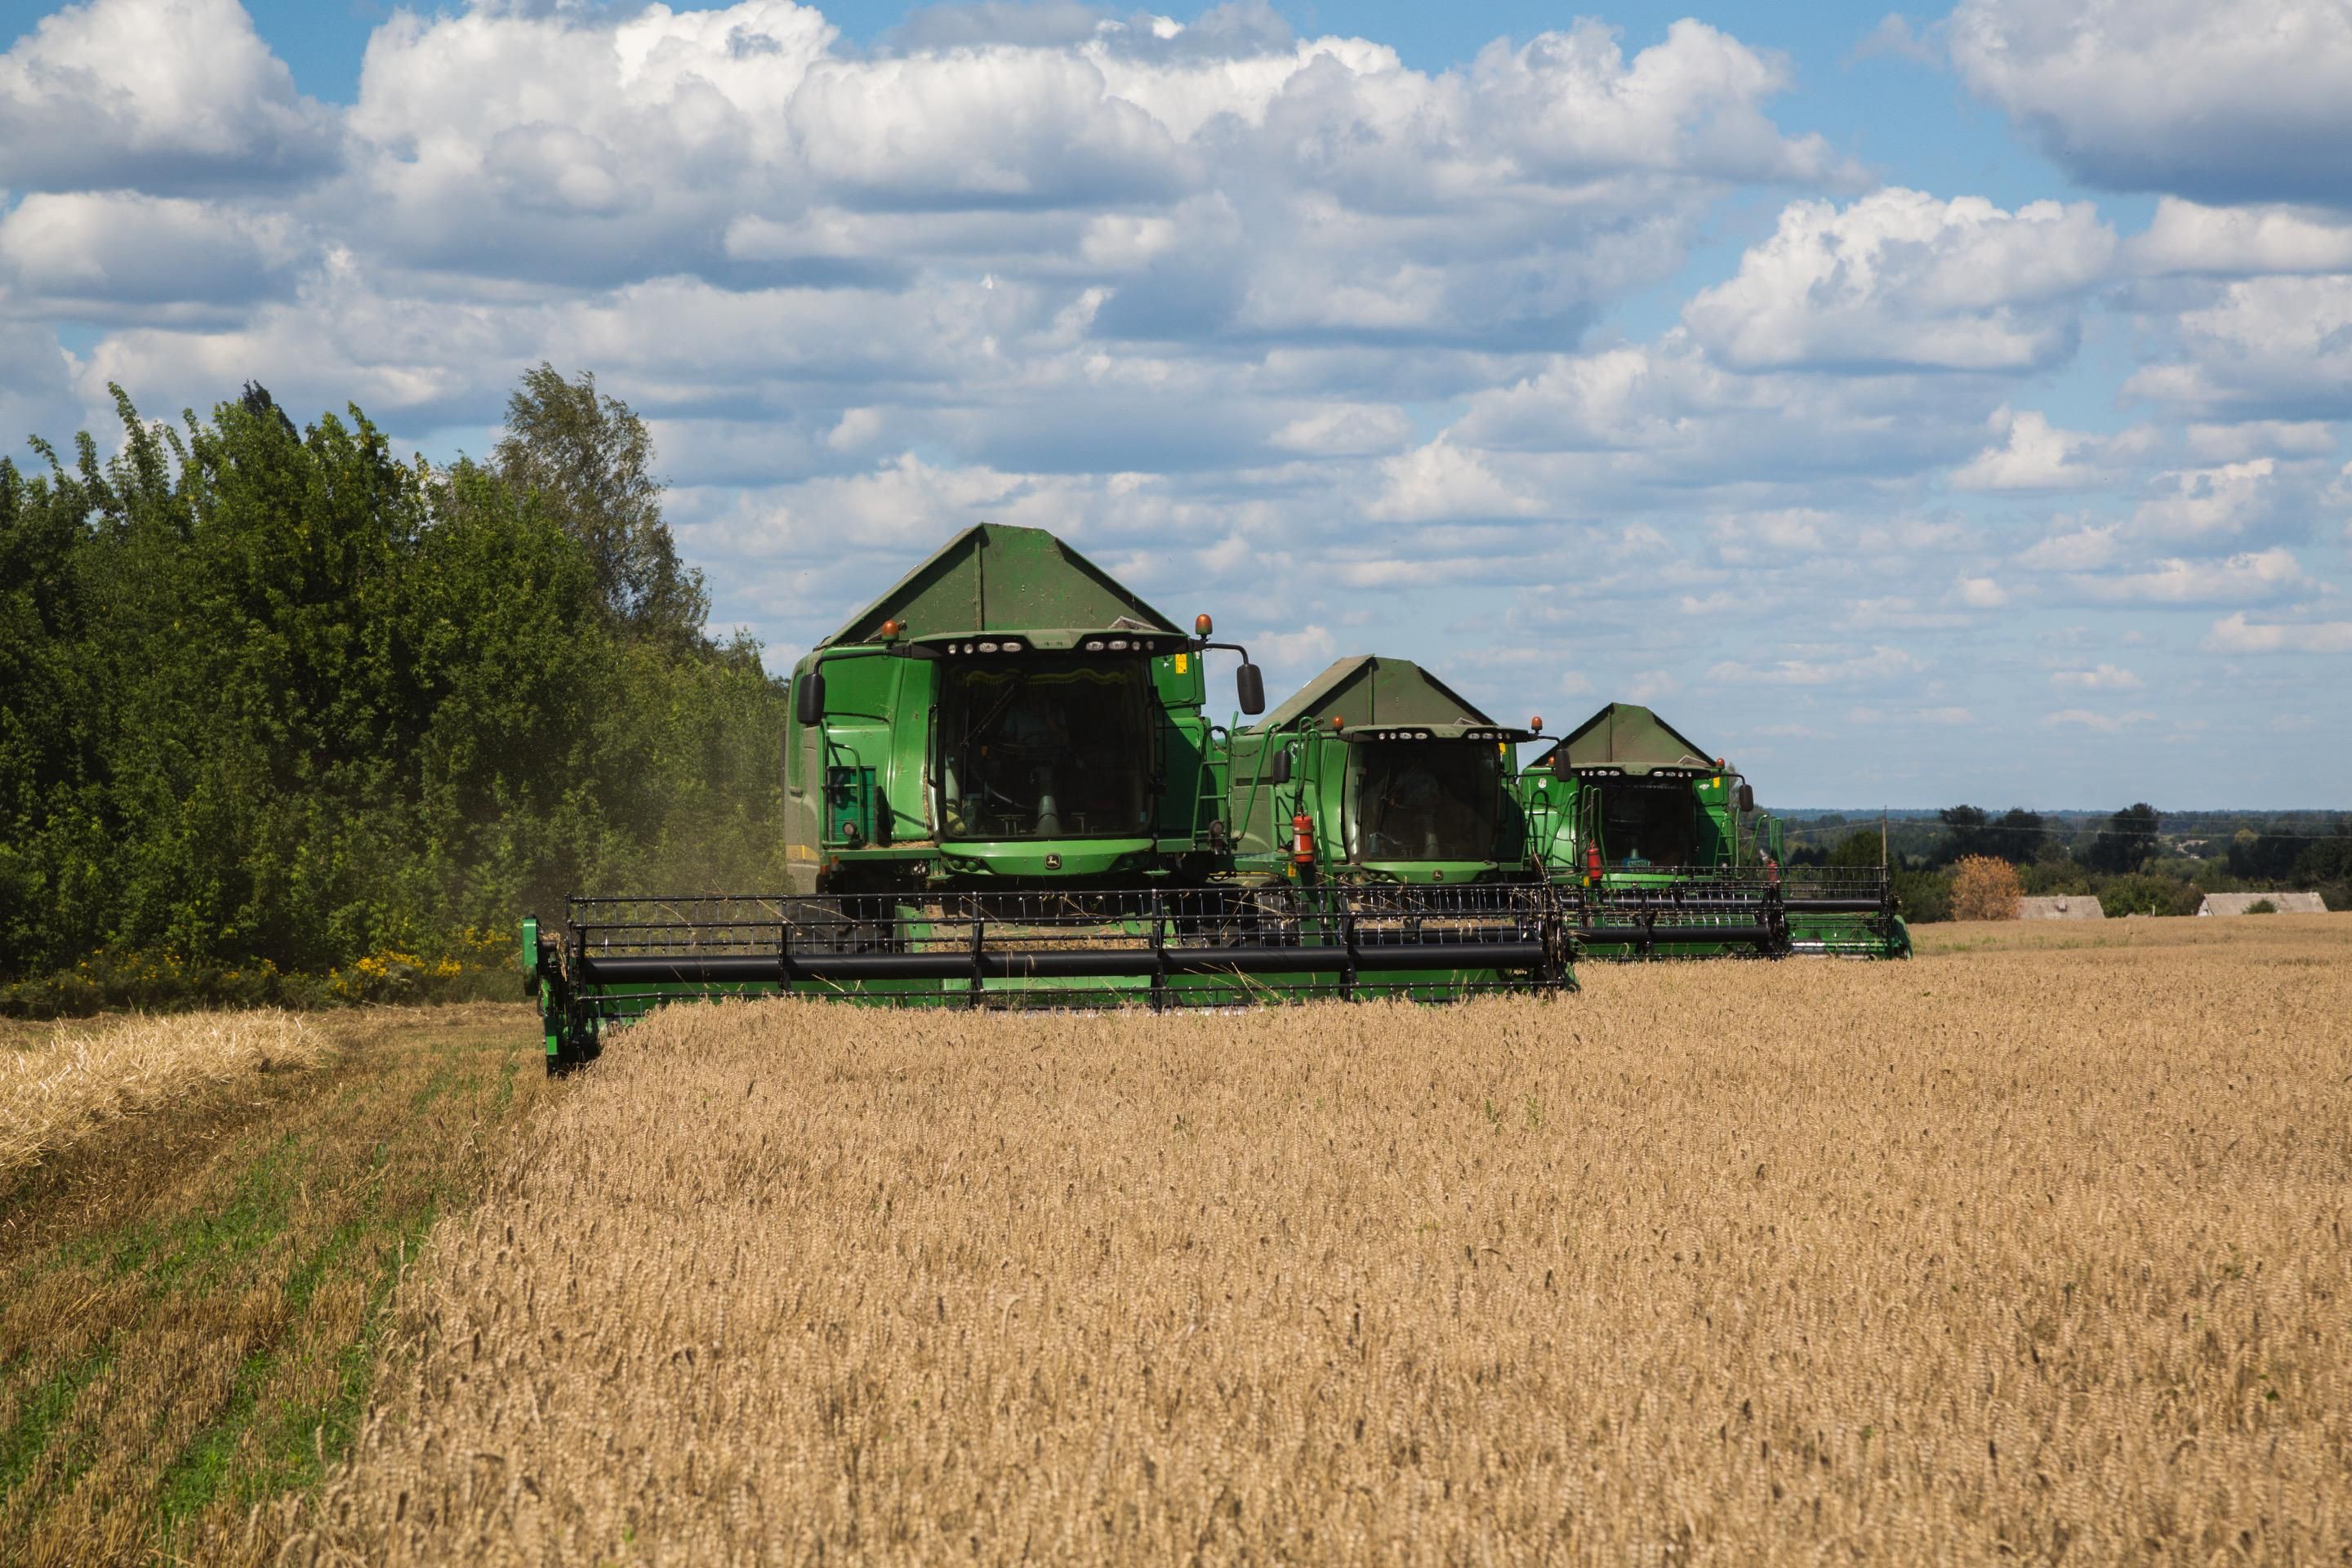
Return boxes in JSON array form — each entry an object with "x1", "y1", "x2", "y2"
[
  {"x1": 1149, "y1": 889, "x2": 1166, "y2": 1013},
  {"x1": 1339, "y1": 892, "x2": 1357, "y2": 1003},
  {"x1": 969, "y1": 912, "x2": 985, "y2": 1009}
]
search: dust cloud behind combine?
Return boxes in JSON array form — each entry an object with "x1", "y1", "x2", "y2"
[{"x1": 310, "y1": 920, "x2": 2352, "y2": 1564}]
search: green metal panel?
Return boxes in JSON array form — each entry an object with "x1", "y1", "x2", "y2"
[
  {"x1": 825, "y1": 765, "x2": 877, "y2": 846},
  {"x1": 1533, "y1": 703, "x2": 1716, "y2": 777},
  {"x1": 1249, "y1": 654, "x2": 1499, "y2": 734},
  {"x1": 818, "y1": 523, "x2": 1183, "y2": 647}
]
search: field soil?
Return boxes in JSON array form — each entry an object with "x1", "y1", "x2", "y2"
[
  {"x1": 0, "y1": 1004, "x2": 551, "y2": 1566},
  {"x1": 288, "y1": 920, "x2": 2351, "y2": 1565}
]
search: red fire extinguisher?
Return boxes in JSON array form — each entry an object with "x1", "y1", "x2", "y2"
[
  {"x1": 1585, "y1": 840, "x2": 1602, "y2": 884},
  {"x1": 1292, "y1": 812, "x2": 1316, "y2": 866}
]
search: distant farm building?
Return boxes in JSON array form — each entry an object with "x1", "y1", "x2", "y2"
[
  {"x1": 2198, "y1": 891, "x2": 2328, "y2": 916},
  {"x1": 2020, "y1": 895, "x2": 2105, "y2": 921}
]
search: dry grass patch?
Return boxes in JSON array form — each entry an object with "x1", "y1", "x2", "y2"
[
  {"x1": 1, "y1": 1010, "x2": 332, "y2": 1178},
  {"x1": 309, "y1": 932, "x2": 2352, "y2": 1564},
  {"x1": 0, "y1": 1004, "x2": 550, "y2": 1566}
]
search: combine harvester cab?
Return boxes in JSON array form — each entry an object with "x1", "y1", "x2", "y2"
[
  {"x1": 1224, "y1": 656, "x2": 1573, "y2": 1000},
  {"x1": 529, "y1": 530, "x2": 1568, "y2": 1067},
  {"x1": 1518, "y1": 703, "x2": 1909, "y2": 960}
]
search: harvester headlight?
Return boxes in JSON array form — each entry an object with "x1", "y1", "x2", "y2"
[
  {"x1": 1084, "y1": 639, "x2": 1104, "y2": 651},
  {"x1": 1000, "y1": 639, "x2": 1022, "y2": 653},
  {"x1": 1108, "y1": 638, "x2": 1130, "y2": 651},
  {"x1": 978, "y1": 640, "x2": 999, "y2": 653}
]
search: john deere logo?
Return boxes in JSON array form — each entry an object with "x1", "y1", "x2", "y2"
[{"x1": 1045, "y1": 853, "x2": 1062, "y2": 870}]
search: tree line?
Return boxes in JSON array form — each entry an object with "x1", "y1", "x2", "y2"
[
  {"x1": 0, "y1": 368, "x2": 789, "y2": 1012},
  {"x1": 1787, "y1": 801, "x2": 2352, "y2": 921}
]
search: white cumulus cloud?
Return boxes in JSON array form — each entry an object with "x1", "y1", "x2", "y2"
[
  {"x1": 1951, "y1": 0, "x2": 2352, "y2": 204},
  {"x1": 2051, "y1": 663, "x2": 2142, "y2": 690},
  {"x1": 2074, "y1": 547, "x2": 2305, "y2": 604},
  {"x1": 0, "y1": 0, "x2": 337, "y2": 194},
  {"x1": 2127, "y1": 197, "x2": 2352, "y2": 275},
  {"x1": 0, "y1": 191, "x2": 302, "y2": 310},
  {"x1": 2203, "y1": 612, "x2": 2352, "y2": 653},
  {"x1": 1950, "y1": 407, "x2": 2125, "y2": 491},
  {"x1": 1682, "y1": 189, "x2": 2114, "y2": 372},
  {"x1": 1958, "y1": 577, "x2": 2008, "y2": 608},
  {"x1": 1706, "y1": 646, "x2": 1926, "y2": 687},
  {"x1": 2126, "y1": 275, "x2": 2352, "y2": 417},
  {"x1": 2126, "y1": 458, "x2": 2282, "y2": 545}
]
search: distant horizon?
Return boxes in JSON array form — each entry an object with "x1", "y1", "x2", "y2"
[{"x1": 1775, "y1": 806, "x2": 2352, "y2": 819}]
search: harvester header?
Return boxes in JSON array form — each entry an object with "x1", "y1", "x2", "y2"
[{"x1": 1521, "y1": 702, "x2": 1908, "y2": 960}]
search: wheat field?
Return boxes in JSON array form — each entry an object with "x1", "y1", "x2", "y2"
[
  {"x1": 0, "y1": 1009, "x2": 332, "y2": 1177},
  {"x1": 274, "y1": 917, "x2": 2352, "y2": 1565}
]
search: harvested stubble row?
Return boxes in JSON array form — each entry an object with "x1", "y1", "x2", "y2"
[
  {"x1": 306, "y1": 929, "x2": 2352, "y2": 1564},
  {"x1": 0, "y1": 1005, "x2": 550, "y2": 1568}
]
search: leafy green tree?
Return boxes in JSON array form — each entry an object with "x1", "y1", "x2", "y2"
[
  {"x1": 1936, "y1": 804, "x2": 2047, "y2": 864},
  {"x1": 494, "y1": 363, "x2": 708, "y2": 648},
  {"x1": 1894, "y1": 870, "x2": 1952, "y2": 922},
  {"x1": 0, "y1": 374, "x2": 787, "y2": 1002},
  {"x1": 1936, "y1": 805, "x2": 1990, "y2": 861},
  {"x1": 1989, "y1": 808, "x2": 2048, "y2": 862},
  {"x1": 1827, "y1": 829, "x2": 1886, "y2": 869},
  {"x1": 2085, "y1": 803, "x2": 2160, "y2": 874}
]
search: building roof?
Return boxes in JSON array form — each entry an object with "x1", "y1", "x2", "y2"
[
  {"x1": 2019, "y1": 895, "x2": 2105, "y2": 920},
  {"x1": 820, "y1": 523, "x2": 1180, "y2": 646},
  {"x1": 2198, "y1": 891, "x2": 2328, "y2": 915},
  {"x1": 1248, "y1": 656, "x2": 1499, "y2": 735},
  {"x1": 1530, "y1": 702, "x2": 1717, "y2": 777}
]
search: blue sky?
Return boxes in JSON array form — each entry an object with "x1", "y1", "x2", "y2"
[{"x1": 4, "y1": 0, "x2": 2349, "y2": 808}]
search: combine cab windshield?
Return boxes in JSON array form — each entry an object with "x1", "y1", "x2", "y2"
[
  {"x1": 1344, "y1": 742, "x2": 1501, "y2": 862},
  {"x1": 938, "y1": 657, "x2": 1154, "y2": 840},
  {"x1": 1592, "y1": 778, "x2": 1698, "y2": 869}
]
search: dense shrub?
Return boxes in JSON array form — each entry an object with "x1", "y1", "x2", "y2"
[
  {"x1": 2096, "y1": 875, "x2": 2204, "y2": 919},
  {"x1": 1950, "y1": 856, "x2": 2023, "y2": 921},
  {"x1": 1895, "y1": 870, "x2": 1953, "y2": 924}
]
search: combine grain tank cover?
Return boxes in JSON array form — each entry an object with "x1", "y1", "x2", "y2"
[
  {"x1": 1245, "y1": 656, "x2": 1519, "y2": 736},
  {"x1": 1530, "y1": 702, "x2": 1714, "y2": 778},
  {"x1": 818, "y1": 523, "x2": 1182, "y2": 646}
]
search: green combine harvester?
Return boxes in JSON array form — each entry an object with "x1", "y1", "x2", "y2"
[
  {"x1": 1520, "y1": 703, "x2": 1909, "y2": 960},
  {"x1": 528, "y1": 528, "x2": 1573, "y2": 1066},
  {"x1": 1221, "y1": 657, "x2": 1568, "y2": 1000}
]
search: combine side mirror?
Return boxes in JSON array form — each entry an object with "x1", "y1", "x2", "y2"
[
  {"x1": 1236, "y1": 662, "x2": 1266, "y2": 715},
  {"x1": 795, "y1": 668, "x2": 826, "y2": 727},
  {"x1": 1267, "y1": 748, "x2": 1293, "y2": 786},
  {"x1": 1736, "y1": 782, "x2": 1755, "y2": 813}
]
